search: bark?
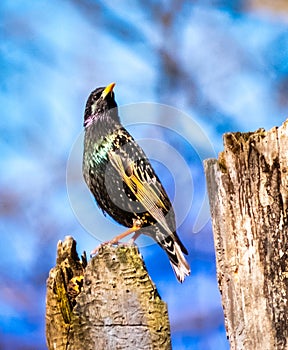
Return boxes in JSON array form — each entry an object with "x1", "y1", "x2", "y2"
[
  {"x1": 46, "y1": 236, "x2": 171, "y2": 350},
  {"x1": 204, "y1": 119, "x2": 288, "y2": 350}
]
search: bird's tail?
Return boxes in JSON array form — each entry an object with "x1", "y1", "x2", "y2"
[{"x1": 157, "y1": 233, "x2": 190, "y2": 283}]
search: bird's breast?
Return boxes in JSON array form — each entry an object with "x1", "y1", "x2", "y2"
[{"x1": 91, "y1": 137, "x2": 115, "y2": 166}]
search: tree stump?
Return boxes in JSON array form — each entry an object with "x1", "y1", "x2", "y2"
[
  {"x1": 45, "y1": 236, "x2": 171, "y2": 350},
  {"x1": 204, "y1": 120, "x2": 288, "y2": 350}
]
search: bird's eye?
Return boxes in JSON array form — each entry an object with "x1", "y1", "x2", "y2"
[{"x1": 92, "y1": 93, "x2": 101, "y2": 102}]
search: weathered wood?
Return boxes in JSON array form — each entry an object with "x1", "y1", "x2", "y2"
[
  {"x1": 45, "y1": 236, "x2": 87, "y2": 350},
  {"x1": 204, "y1": 120, "x2": 288, "y2": 350},
  {"x1": 46, "y1": 236, "x2": 171, "y2": 350}
]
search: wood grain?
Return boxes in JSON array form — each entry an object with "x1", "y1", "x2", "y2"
[
  {"x1": 204, "y1": 120, "x2": 288, "y2": 349},
  {"x1": 46, "y1": 236, "x2": 171, "y2": 350}
]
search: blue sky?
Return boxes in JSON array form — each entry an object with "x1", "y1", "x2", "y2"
[{"x1": 1, "y1": 1, "x2": 288, "y2": 349}]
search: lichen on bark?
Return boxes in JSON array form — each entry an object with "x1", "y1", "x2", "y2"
[{"x1": 46, "y1": 236, "x2": 171, "y2": 350}]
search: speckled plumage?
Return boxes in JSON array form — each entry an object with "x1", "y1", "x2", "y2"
[{"x1": 82, "y1": 83, "x2": 190, "y2": 282}]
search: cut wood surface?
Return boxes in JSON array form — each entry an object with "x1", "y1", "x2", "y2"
[
  {"x1": 46, "y1": 236, "x2": 171, "y2": 350},
  {"x1": 204, "y1": 120, "x2": 288, "y2": 350}
]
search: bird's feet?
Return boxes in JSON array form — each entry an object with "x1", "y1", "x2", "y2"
[{"x1": 90, "y1": 221, "x2": 142, "y2": 257}]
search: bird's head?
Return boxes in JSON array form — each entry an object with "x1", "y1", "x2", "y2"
[{"x1": 84, "y1": 82, "x2": 118, "y2": 127}]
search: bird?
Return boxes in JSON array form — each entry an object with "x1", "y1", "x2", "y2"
[{"x1": 82, "y1": 82, "x2": 190, "y2": 282}]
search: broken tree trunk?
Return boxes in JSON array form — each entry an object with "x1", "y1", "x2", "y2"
[
  {"x1": 204, "y1": 120, "x2": 288, "y2": 350},
  {"x1": 45, "y1": 236, "x2": 171, "y2": 350}
]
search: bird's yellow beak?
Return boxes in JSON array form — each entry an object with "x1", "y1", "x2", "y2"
[{"x1": 101, "y1": 82, "x2": 116, "y2": 99}]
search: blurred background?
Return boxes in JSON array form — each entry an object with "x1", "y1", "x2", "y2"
[{"x1": 1, "y1": 1, "x2": 288, "y2": 349}]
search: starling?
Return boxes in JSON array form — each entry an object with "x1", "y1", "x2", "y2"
[{"x1": 82, "y1": 82, "x2": 190, "y2": 282}]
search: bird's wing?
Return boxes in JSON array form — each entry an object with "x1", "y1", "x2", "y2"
[{"x1": 108, "y1": 150, "x2": 173, "y2": 234}]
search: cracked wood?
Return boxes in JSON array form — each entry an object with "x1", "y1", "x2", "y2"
[
  {"x1": 45, "y1": 236, "x2": 171, "y2": 350},
  {"x1": 204, "y1": 120, "x2": 288, "y2": 350}
]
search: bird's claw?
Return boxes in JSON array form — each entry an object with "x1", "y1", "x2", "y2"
[{"x1": 90, "y1": 239, "x2": 122, "y2": 257}]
